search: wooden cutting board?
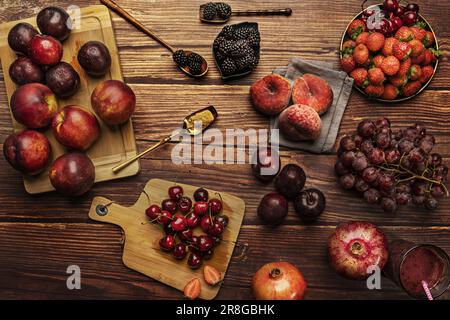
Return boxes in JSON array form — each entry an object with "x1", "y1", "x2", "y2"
[
  {"x1": 0, "y1": 5, "x2": 139, "y2": 194},
  {"x1": 88, "y1": 179, "x2": 246, "y2": 300}
]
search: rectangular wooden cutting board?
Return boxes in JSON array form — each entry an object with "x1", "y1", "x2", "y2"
[
  {"x1": 88, "y1": 179, "x2": 246, "y2": 300},
  {"x1": 0, "y1": 5, "x2": 139, "y2": 194}
]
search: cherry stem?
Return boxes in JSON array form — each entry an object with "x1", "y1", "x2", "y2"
[{"x1": 142, "y1": 189, "x2": 150, "y2": 204}]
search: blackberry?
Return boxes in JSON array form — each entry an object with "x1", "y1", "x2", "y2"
[
  {"x1": 187, "y1": 53, "x2": 203, "y2": 75},
  {"x1": 221, "y1": 58, "x2": 236, "y2": 76},
  {"x1": 247, "y1": 30, "x2": 261, "y2": 48},
  {"x1": 235, "y1": 50, "x2": 257, "y2": 71},
  {"x1": 234, "y1": 27, "x2": 249, "y2": 40},
  {"x1": 229, "y1": 39, "x2": 250, "y2": 58},
  {"x1": 216, "y1": 2, "x2": 232, "y2": 19},
  {"x1": 218, "y1": 40, "x2": 234, "y2": 56},
  {"x1": 202, "y1": 2, "x2": 217, "y2": 20},
  {"x1": 172, "y1": 50, "x2": 187, "y2": 67},
  {"x1": 215, "y1": 50, "x2": 225, "y2": 62},
  {"x1": 220, "y1": 25, "x2": 235, "y2": 40},
  {"x1": 213, "y1": 36, "x2": 226, "y2": 51}
]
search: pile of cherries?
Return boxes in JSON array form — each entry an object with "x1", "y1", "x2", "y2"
[
  {"x1": 145, "y1": 185, "x2": 228, "y2": 269},
  {"x1": 363, "y1": 1, "x2": 421, "y2": 36},
  {"x1": 335, "y1": 118, "x2": 448, "y2": 213}
]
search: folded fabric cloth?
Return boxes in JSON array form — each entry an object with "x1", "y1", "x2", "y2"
[{"x1": 271, "y1": 58, "x2": 354, "y2": 154}]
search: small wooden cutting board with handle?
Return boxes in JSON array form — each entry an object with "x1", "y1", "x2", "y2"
[{"x1": 88, "y1": 178, "x2": 245, "y2": 299}]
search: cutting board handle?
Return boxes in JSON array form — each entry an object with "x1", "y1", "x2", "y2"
[{"x1": 88, "y1": 196, "x2": 129, "y2": 228}]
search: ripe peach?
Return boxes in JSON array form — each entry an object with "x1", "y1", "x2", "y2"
[
  {"x1": 49, "y1": 152, "x2": 95, "y2": 196},
  {"x1": 292, "y1": 74, "x2": 333, "y2": 115},
  {"x1": 10, "y1": 83, "x2": 58, "y2": 129},
  {"x1": 91, "y1": 80, "x2": 136, "y2": 125},
  {"x1": 278, "y1": 104, "x2": 322, "y2": 142},
  {"x1": 3, "y1": 130, "x2": 51, "y2": 175},
  {"x1": 250, "y1": 74, "x2": 292, "y2": 116},
  {"x1": 51, "y1": 105, "x2": 100, "y2": 151}
]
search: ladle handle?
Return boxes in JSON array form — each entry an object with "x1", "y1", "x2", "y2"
[
  {"x1": 233, "y1": 8, "x2": 293, "y2": 16},
  {"x1": 100, "y1": 0, "x2": 176, "y2": 52},
  {"x1": 112, "y1": 135, "x2": 172, "y2": 173}
]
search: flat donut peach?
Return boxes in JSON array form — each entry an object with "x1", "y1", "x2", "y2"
[
  {"x1": 292, "y1": 74, "x2": 333, "y2": 115},
  {"x1": 250, "y1": 74, "x2": 292, "y2": 116},
  {"x1": 278, "y1": 104, "x2": 322, "y2": 142}
]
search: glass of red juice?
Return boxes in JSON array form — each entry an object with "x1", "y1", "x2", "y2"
[{"x1": 384, "y1": 240, "x2": 449, "y2": 299}]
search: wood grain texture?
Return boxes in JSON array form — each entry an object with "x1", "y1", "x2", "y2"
[{"x1": 0, "y1": 0, "x2": 449, "y2": 300}]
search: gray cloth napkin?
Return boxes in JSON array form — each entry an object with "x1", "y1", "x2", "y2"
[{"x1": 271, "y1": 58, "x2": 354, "y2": 154}]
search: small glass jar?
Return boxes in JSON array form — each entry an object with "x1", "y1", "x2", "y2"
[{"x1": 384, "y1": 240, "x2": 449, "y2": 299}]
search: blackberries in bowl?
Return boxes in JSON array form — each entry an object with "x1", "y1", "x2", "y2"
[{"x1": 213, "y1": 22, "x2": 260, "y2": 79}]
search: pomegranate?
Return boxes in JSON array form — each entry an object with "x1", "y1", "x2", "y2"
[
  {"x1": 252, "y1": 261, "x2": 307, "y2": 300},
  {"x1": 328, "y1": 221, "x2": 389, "y2": 280}
]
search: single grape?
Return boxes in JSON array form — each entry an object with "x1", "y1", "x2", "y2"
[
  {"x1": 368, "y1": 148, "x2": 385, "y2": 165},
  {"x1": 431, "y1": 184, "x2": 445, "y2": 198},
  {"x1": 395, "y1": 192, "x2": 412, "y2": 205},
  {"x1": 364, "y1": 188, "x2": 381, "y2": 204},
  {"x1": 402, "y1": 128, "x2": 418, "y2": 141},
  {"x1": 385, "y1": 148, "x2": 401, "y2": 164},
  {"x1": 400, "y1": 156, "x2": 413, "y2": 170},
  {"x1": 413, "y1": 195, "x2": 426, "y2": 205},
  {"x1": 429, "y1": 153, "x2": 442, "y2": 167},
  {"x1": 411, "y1": 123, "x2": 426, "y2": 137},
  {"x1": 362, "y1": 167, "x2": 379, "y2": 184},
  {"x1": 340, "y1": 136, "x2": 356, "y2": 151},
  {"x1": 340, "y1": 174, "x2": 356, "y2": 189},
  {"x1": 417, "y1": 135, "x2": 434, "y2": 153},
  {"x1": 341, "y1": 151, "x2": 356, "y2": 167},
  {"x1": 409, "y1": 148, "x2": 426, "y2": 163},
  {"x1": 375, "y1": 117, "x2": 391, "y2": 128},
  {"x1": 353, "y1": 135, "x2": 363, "y2": 148},
  {"x1": 375, "y1": 133, "x2": 391, "y2": 149},
  {"x1": 389, "y1": 139, "x2": 399, "y2": 149},
  {"x1": 412, "y1": 161, "x2": 426, "y2": 175},
  {"x1": 434, "y1": 165, "x2": 448, "y2": 181},
  {"x1": 412, "y1": 181, "x2": 428, "y2": 196},
  {"x1": 357, "y1": 120, "x2": 376, "y2": 138},
  {"x1": 378, "y1": 127, "x2": 392, "y2": 135},
  {"x1": 352, "y1": 153, "x2": 369, "y2": 172},
  {"x1": 424, "y1": 196, "x2": 438, "y2": 210},
  {"x1": 360, "y1": 139, "x2": 374, "y2": 156},
  {"x1": 355, "y1": 177, "x2": 370, "y2": 193},
  {"x1": 396, "y1": 182, "x2": 412, "y2": 194},
  {"x1": 378, "y1": 173, "x2": 395, "y2": 191},
  {"x1": 335, "y1": 161, "x2": 350, "y2": 176},
  {"x1": 380, "y1": 197, "x2": 397, "y2": 213},
  {"x1": 398, "y1": 138, "x2": 414, "y2": 154}
]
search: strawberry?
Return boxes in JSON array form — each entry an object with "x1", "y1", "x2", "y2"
[
  {"x1": 409, "y1": 26, "x2": 426, "y2": 42},
  {"x1": 409, "y1": 64, "x2": 422, "y2": 81},
  {"x1": 203, "y1": 265, "x2": 223, "y2": 286},
  {"x1": 422, "y1": 48, "x2": 441, "y2": 66},
  {"x1": 340, "y1": 54, "x2": 356, "y2": 73},
  {"x1": 184, "y1": 278, "x2": 201, "y2": 300},
  {"x1": 393, "y1": 41, "x2": 412, "y2": 61},
  {"x1": 402, "y1": 81, "x2": 422, "y2": 97},
  {"x1": 355, "y1": 32, "x2": 369, "y2": 45},
  {"x1": 411, "y1": 50, "x2": 426, "y2": 64},
  {"x1": 353, "y1": 44, "x2": 369, "y2": 65},
  {"x1": 409, "y1": 39, "x2": 425, "y2": 57},
  {"x1": 382, "y1": 37, "x2": 398, "y2": 56},
  {"x1": 380, "y1": 56, "x2": 400, "y2": 76},
  {"x1": 396, "y1": 58, "x2": 411, "y2": 76},
  {"x1": 347, "y1": 19, "x2": 366, "y2": 39},
  {"x1": 368, "y1": 67, "x2": 385, "y2": 85},
  {"x1": 372, "y1": 55, "x2": 384, "y2": 68},
  {"x1": 365, "y1": 84, "x2": 385, "y2": 97},
  {"x1": 423, "y1": 31, "x2": 435, "y2": 47},
  {"x1": 389, "y1": 74, "x2": 408, "y2": 87},
  {"x1": 342, "y1": 39, "x2": 356, "y2": 51},
  {"x1": 381, "y1": 84, "x2": 399, "y2": 100},
  {"x1": 366, "y1": 32, "x2": 385, "y2": 52},
  {"x1": 350, "y1": 68, "x2": 369, "y2": 88},
  {"x1": 418, "y1": 65, "x2": 434, "y2": 84},
  {"x1": 395, "y1": 26, "x2": 414, "y2": 42}
]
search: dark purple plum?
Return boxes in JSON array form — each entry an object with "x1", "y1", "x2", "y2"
[
  {"x1": 37, "y1": 6, "x2": 72, "y2": 41},
  {"x1": 274, "y1": 164, "x2": 306, "y2": 198},
  {"x1": 45, "y1": 62, "x2": 80, "y2": 98},
  {"x1": 7, "y1": 22, "x2": 38, "y2": 54},
  {"x1": 77, "y1": 41, "x2": 111, "y2": 76},
  {"x1": 294, "y1": 188, "x2": 326, "y2": 222},
  {"x1": 257, "y1": 192, "x2": 288, "y2": 225},
  {"x1": 9, "y1": 56, "x2": 45, "y2": 85}
]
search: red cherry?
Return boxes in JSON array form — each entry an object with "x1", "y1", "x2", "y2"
[
  {"x1": 145, "y1": 204, "x2": 161, "y2": 220},
  {"x1": 200, "y1": 215, "x2": 213, "y2": 233},
  {"x1": 157, "y1": 210, "x2": 172, "y2": 225},
  {"x1": 394, "y1": 6, "x2": 404, "y2": 16},
  {"x1": 391, "y1": 16, "x2": 403, "y2": 30},
  {"x1": 197, "y1": 235, "x2": 214, "y2": 252},
  {"x1": 215, "y1": 215, "x2": 229, "y2": 228},
  {"x1": 193, "y1": 201, "x2": 209, "y2": 216},
  {"x1": 405, "y1": 3, "x2": 419, "y2": 13},
  {"x1": 209, "y1": 198, "x2": 223, "y2": 215},
  {"x1": 185, "y1": 211, "x2": 200, "y2": 228},
  {"x1": 164, "y1": 223, "x2": 176, "y2": 235},
  {"x1": 172, "y1": 243, "x2": 187, "y2": 259},
  {"x1": 177, "y1": 196, "x2": 192, "y2": 213},
  {"x1": 168, "y1": 185, "x2": 183, "y2": 200},
  {"x1": 170, "y1": 214, "x2": 187, "y2": 232},
  {"x1": 159, "y1": 234, "x2": 175, "y2": 252},
  {"x1": 193, "y1": 187, "x2": 209, "y2": 202},
  {"x1": 191, "y1": 235, "x2": 200, "y2": 247},
  {"x1": 179, "y1": 228, "x2": 193, "y2": 242},
  {"x1": 187, "y1": 252, "x2": 202, "y2": 269},
  {"x1": 208, "y1": 221, "x2": 224, "y2": 236},
  {"x1": 383, "y1": 0, "x2": 398, "y2": 12},
  {"x1": 402, "y1": 11, "x2": 417, "y2": 26},
  {"x1": 161, "y1": 198, "x2": 177, "y2": 214}
]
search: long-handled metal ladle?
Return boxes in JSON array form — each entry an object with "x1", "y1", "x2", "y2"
[{"x1": 100, "y1": 0, "x2": 208, "y2": 78}]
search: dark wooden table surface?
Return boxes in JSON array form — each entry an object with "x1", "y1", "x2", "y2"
[{"x1": 0, "y1": 0, "x2": 449, "y2": 300}]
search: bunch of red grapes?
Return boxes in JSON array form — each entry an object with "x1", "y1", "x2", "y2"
[
  {"x1": 145, "y1": 185, "x2": 228, "y2": 269},
  {"x1": 363, "y1": 1, "x2": 420, "y2": 35},
  {"x1": 335, "y1": 118, "x2": 448, "y2": 213}
]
